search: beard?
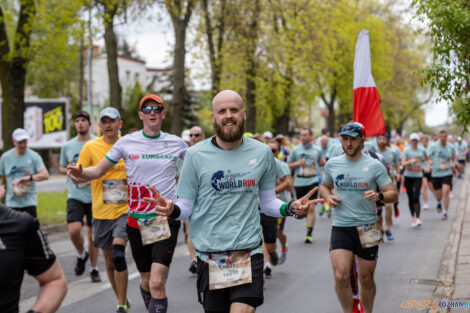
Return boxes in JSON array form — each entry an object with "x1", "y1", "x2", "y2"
[
  {"x1": 213, "y1": 117, "x2": 245, "y2": 143},
  {"x1": 342, "y1": 142, "x2": 363, "y2": 157}
]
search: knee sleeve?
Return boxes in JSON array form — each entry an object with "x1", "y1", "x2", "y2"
[{"x1": 112, "y1": 244, "x2": 127, "y2": 272}]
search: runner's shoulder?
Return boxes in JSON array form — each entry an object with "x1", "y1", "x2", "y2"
[
  {"x1": 0, "y1": 148, "x2": 16, "y2": 159},
  {"x1": 0, "y1": 204, "x2": 35, "y2": 233}
]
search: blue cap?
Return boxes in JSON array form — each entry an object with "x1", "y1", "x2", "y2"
[
  {"x1": 340, "y1": 122, "x2": 365, "y2": 138},
  {"x1": 99, "y1": 107, "x2": 120, "y2": 120}
]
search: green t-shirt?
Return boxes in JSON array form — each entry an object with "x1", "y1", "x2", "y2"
[
  {"x1": 427, "y1": 142, "x2": 456, "y2": 177},
  {"x1": 274, "y1": 158, "x2": 291, "y2": 202},
  {"x1": 402, "y1": 147, "x2": 427, "y2": 178},
  {"x1": 176, "y1": 137, "x2": 276, "y2": 255},
  {"x1": 323, "y1": 153, "x2": 391, "y2": 227},
  {"x1": 0, "y1": 148, "x2": 46, "y2": 208},
  {"x1": 60, "y1": 136, "x2": 95, "y2": 203},
  {"x1": 287, "y1": 144, "x2": 322, "y2": 187}
]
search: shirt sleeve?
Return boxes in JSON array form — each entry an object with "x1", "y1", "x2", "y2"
[
  {"x1": 287, "y1": 148, "x2": 296, "y2": 163},
  {"x1": 176, "y1": 150, "x2": 199, "y2": 200},
  {"x1": 179, "y1": 140, "x2": 189, "y2": 160},
  {"x1": 77, "y1": 142, "x2": 92, "y2": 168},
  {"x1": 34, "y1": 151, "x2": 46, "y2": 173},
  {"x1": 375, "y1": 161, "x2": 392, "y2": 188},
  {"x1": 259, "y1": 152, "x2": 277, "y2": 191},
  {"x1": 0, "y1": 155, "x2": 5, "y2": 175},
  {"x1": 24, "y1": 218, "x2": 56, "y2": 276},
  {"x1": 59, "y1": 144, "x2": 68, "y2": 167},
  {"x1": 280, "y1": 162, "x2": 290, "y2": 178},
  {"x1": 106, "y1": 137, "x2": 125, "y2": 164},
  {"x1": 323, "y1": 161, "x2": 333, "y2": 185}
]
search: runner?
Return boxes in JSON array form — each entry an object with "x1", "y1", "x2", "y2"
[
  {"x1": 376, "y1": 134, "x2": 400, "y2": 241},
  {"x1": 143, "y1": 90, "x2": 321, "y2": 313},
  {"x1": 67, "y1": 107, "x2": 131, "y2": 313},
  {"x1": 455, "y1": 136, "x2": 468, "y2": 179},
  {"x1": 0, "y1": 128, "x2": 49, "y2": 217},
  {"x1": 0, "y1": 185, "x2": 67, "y2": 313},
  {"x1": 288, "y1": 128, "x2": 324, "y2": 243},
  {"x1": 59, "y1": 111, "x2": 100, "y2": 282},
  {"x1": 401, "y1": 133, "x2": 430, "y2": 227},
  {"x1": 420, "y1": 135, "x2": 433, "y2": 210},
  {"x1": 186, "y1": 125, "x2": 205, "y2": 274},
  {"x1": 427, "y1": 128, "x2": 457, "y2": 220},
  {"x1": 319, "y1": 122, "x2": 398, "y2": 313},
  {"x1": 68, "y1": 96, "x2": 188, "y2": 313},
  {"x1": 318, "y1": 135, "x2": 332, "y2": 218}
]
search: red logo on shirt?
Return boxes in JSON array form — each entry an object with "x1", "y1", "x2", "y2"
[{"x1": 129, "y1": 154, "x2": 140, "y2": 160}]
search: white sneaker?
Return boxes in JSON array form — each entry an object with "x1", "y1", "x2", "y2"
[
  {"x1": 423, "y1": 203, "x2": 429, "y2": 210},
  {"x1": 411, "y1": 217, "x2": 418, "y2": 227},
  {"x1": 416, "y1": 218, "x2": 422, "y2": 226}
]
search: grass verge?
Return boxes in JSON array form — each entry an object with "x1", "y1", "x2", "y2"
[{"x1": 37, "y1": 190, "x2": 68, "y2": 226}]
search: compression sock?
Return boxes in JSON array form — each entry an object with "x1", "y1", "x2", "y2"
[
  {"x1": 149, "y1": 297, "x2": 168, "y2": 313},
  {"x1": 140, "y1": 285, "x2": 151, "y2": 310},
  {"x1": 307, "y1": 227, "x2": 313, "y2": 236}
]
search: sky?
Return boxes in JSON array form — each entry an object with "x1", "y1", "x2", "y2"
[{"x1": 113, "y1": 2, "x2": 450, "y2": 128}]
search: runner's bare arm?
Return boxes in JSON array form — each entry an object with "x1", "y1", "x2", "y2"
[
  {"x1": 30, "y1": 260, "x2": 67, "y2": 313},
  {"x1": 143, "y1": 186, "x2": 194, "y2": 220},
  {"x1": 363, "y1": 183, "x2": 397, "y2": 203},
  {"x1": 67, "y1": 157, "x2": 114, "y2": 183},
  {"x1": 291, "y1": 186, "x2": 324, "y2": 215},
  {"x1": 275, "y1": 175, "x2": 292, "y2": 194},
  {"x1": 319, "y1": 181, "x2": 341, "y2": 207}
]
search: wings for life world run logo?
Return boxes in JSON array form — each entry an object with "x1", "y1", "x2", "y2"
[
  {"x1": 335, "y1": 174, "x2": 369, "y2": 191},
  {"x1": 211, "y1": 170, "x2": 256, "y2": 194}
]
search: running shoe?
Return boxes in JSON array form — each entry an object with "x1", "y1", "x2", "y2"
[
  {"x1": 352, "y1": 298, "x2": 364, "y2": 313},
  {"x1": 442, "y1": 211, "x2": 448, "y2": 220},
  {"x1": 189, "y1": 260, "x2": 197, "y2": 274},
  {"x1": 327, "y1": 208, "x2": 332, "y2": 218},
  {"x1": 269, "y1": 251, "x2": 279, "y2": 266},
  {"x1": 279, "y1": 247, "x2": 288, "y2": 265},
  {"x1": 411, "y1": 217, "x2": 417, "y2": 228},
  {"x1": 458, "y1": 174, "x2": 463, "y2": 179},
  {"x1": 437, "y1": 203, "x2": 442, "y2": 213},
  {"x1": 416, "y1": 218, "x2": 422, "y2": 227},
  {"x1": 423, "y1": 202, "x2": 429, "y2": 210},
  {"x1": 116, "y1": 299, "x2": 131, "y2": 313},
  {"x1": 264, "y1": 263, "x2": 272, "y2": 276},
  {"x1": 305, "y1": 235, "x2": 313, "y2": 244},
  {"x1": 394, "y1": 207, "x2": 400, "y2": 218},
  {"x1": 90, "y1": 268, "x2": 101, "y2": 282},
  {"x1": 385, "y1": 230, "x2": 394, "y2": 241},
  {"x1": 319, "y1": 206, "x2": 325, "y2": 216},
  {"x1": 74, "y1": 251, "x2": 89, "y2": 276}
]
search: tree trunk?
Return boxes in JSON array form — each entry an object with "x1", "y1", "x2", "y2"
[
  {"x1": 0, "y1": 1, "x2": 35, "y2": 151},
  {"x1": 274, "y1": 69, "x2": 293, "y2": 135},
  {"x1": 171, "y1": 20, "x2": 187, "y2": 136},
  {"x1": 321, "y1": 88, "x2": 336, "y2": 135},
  {"x1": 78, "y1": 36, "x2": 85, "y2": 111},
  {"x1": 103, "y1": 2, "x2": 122, "y2": 112}
]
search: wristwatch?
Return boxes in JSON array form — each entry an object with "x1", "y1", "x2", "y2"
[
  {"x1": 30, "y1": 174, "x2": 33, "y2": 181},
  {"x1": 378, "y1": 192, "x2": 384, "y2": 201}
]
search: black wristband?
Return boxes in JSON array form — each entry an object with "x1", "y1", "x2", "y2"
[
  {"x1": 285, "y1": 200, "x2": 305, "y2": 220},
  {"x1": 30, "y1": 174, "x2": 33, "y2": 181},
  {"x1": 27, "y1": 310, "x2": 41, "y2": 313},
  {"x1": 378, "y1": 192, "x2": 384, "y2": 201},
  {"x1": 168, "y1": 204, "x2": 181, "y2": 219}
]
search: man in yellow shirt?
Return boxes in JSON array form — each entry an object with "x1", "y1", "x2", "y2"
[{"x1": 71, "y1": 107, "x2": 130, "y2": 313}]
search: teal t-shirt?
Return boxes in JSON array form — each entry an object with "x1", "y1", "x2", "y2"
[
  {"x1": 364, "y1": 139, "x2": 377, "y2": 153},
  {"x1": 60, "y1": 136, "x2": 95, "y2": 203},
  {"x1": 274, "y1": 158, "x2": 291, "y2": 202},
  {"x1": 323, "y1": 154, "x2": 391, "y2": 227},
  {"x1": 287, "y1": 144, "x2": 322, "y2": 187},
  {"x1": 327, "y1": 142, "x2": 344, "y2": 159},
  {"x1": 176, "y1": 137, "x2": 276, "y2": 256},
  {"x1": 377, "y1": 146, "x2": 400, "y2": 177},
  {"x1": 402, "y1": 147, "x2": 427, "y2": 178},
  {"x1": 455, "y1": 141, "x2": 468, "y2": 161},
  {"x1": 0, "y1": 148, "x2": 46, "y2": 208},
  {"x1": 427, "y1": 142, "x2": 456, "y2": 177}
]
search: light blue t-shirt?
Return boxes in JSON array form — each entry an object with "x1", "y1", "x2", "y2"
[
  {"x1": 323, "y1": 153, "x2": 391, "y2": 227},
  {"x1": 364, "y1": 139, "x2": 377, "y2": 153},
  {"x1": 274, "y1": 158, "x2": 291, "y2": 202},
  {"x1": 176, "y1": 137, "x2": 276, "y2": 256},
  {"x1": 455, "y1": 141, "x2": 468, "y2": 161},
  {"x1": 60, "y1": 136, "x2": 95, "y2": 203},
  {"x1": 0, "y1": 148, "x2": 46, "y2": 208},
  {"x1": 327, "y1": 143, "x2": 344, "y2": 159},
  {"x1": 427, "y1": 142, "x2": 456, "y2": 177},
  {"x1": 287, "y1": 144, "x2": 322, "y2": 187},
  {"x1": 402, "y1": 147, "x2": 427, "y2": 178},
  {"x1": 377, "y1": 146, "x2": 400, "y2": 177}
]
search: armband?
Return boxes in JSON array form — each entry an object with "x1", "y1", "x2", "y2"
[
  {"x1": 285, "y1": 200, "x2": 306, "y2": 220},
  {"x1": 168, "y1": 204, "x2": 181, "y2": 219}
]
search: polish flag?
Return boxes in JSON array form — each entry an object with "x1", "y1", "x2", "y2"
[{"x1": 353, "y1": 29, "x2": 386, "y2": 137}]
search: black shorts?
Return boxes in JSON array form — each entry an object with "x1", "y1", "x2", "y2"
[
  {"x1": 11, "y1": 206, "x2": 37, "y2": 218},
  {"x1": 260, "y1": 213, "x2": 277, "y2": 244},
  {"x1": 295, "y1": 183, "x2": 319, "y2": 200},
  {"x1": 423, "y1": 171, "x2": 432, "y2": 181},
  {"x1": 67, "y1": 198, "x2": 92, "y2": 227},
  {"x1": 431, "y1": 175, "x2": 453, "y2": 190},
  {"x1": 330, "y1": 226, "x2": 379, "y2": 261},
  {"x1": 197, "y1": 253, "x2": 264, "y2": 312},
  {"x1": 127, "y1": 220, "x2": 181, "y2": 272}
]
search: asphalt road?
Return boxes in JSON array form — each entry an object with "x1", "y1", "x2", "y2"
[{"x1": 20, "y1": 176, "x2": 465, "y2": 313}]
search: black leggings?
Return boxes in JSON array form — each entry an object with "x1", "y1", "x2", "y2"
[{"x1": 404, "y1": 177, "x2": 422, "y2": 218}]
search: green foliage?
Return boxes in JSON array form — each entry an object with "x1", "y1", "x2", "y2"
[
  {"x1": 121, "y1": 81, "x2": 146, "y2": 134},
  {"x1": 37, "y1": 190, "x2": 68, "y2": 226},
  {"x1": 412, "y1": 0, "x2": 470, "y2": 130}
]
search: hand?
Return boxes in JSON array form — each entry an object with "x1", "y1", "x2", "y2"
[
  {"x1": 410, "y1": 158, "x2": 418, "y2": 165},
  {"x1": 363, "y1": 190, "x2": 379, "y2": 202},
  {"x1": 395, "y1": 174, "x2": 401, "y2": 182},
  {"x1": 0, "y1": 184, "x2": 5, "y2": 198},
  {"x1": 328, "y1": 195, "x2": 341, "y2": 208},
  {"x1": 67, "y1": 164, "x2": 83, "y2": 184},
  {"x1": 15, "y1": 175, "x2": 31, "y2": 185},
  {"x1": 143, "y1": 186, "x2": 174, "y2": 216},
  {"x1": 297, "y1": 158, "x2": 306, "y2": 166},
  {"x1": 291, "y1": 186, "x2": 324, "y2": 216}
]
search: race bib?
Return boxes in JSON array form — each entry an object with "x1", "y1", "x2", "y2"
[
  {"x1": 438, "y1": 160, "x2": 450, "y2": 171},
  {"x1": 137, "y1": 216, "x2": 171, "y2": 245},
  {"x1": 299, "y1": 161, "x2": 317, "y2": 177},
  {"x1": 409, "y1": 157, "x2": 422, "y2": 169},
  {"x1": 13, "y1": 180, "x2": 30, "y2": 196},
  {"x1": 356, "y1": 222, "x2": 384, "y2": 248},
  {"x1": 102, "y1": 179, "x2": 128, "y2": 204},
  {"x1": 208, "y1": 251, "x2": 252, "y2": 290},
  {"x1": 77, "y1": 181, "x2": 91, "y2": 188}
]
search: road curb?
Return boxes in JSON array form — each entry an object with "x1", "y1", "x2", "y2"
[
  {"x1": 431, "y1": 172, "x2": 469, "y2": 312},
  {"x1": 44, "y1": 222, "x2": 68, "y2": 234}
]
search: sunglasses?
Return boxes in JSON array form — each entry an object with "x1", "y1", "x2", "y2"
[
  {"x1": 190, "y1": 134, "x2": 201, "y2": 137},
  {"x1": 141, "y1": 106, "x2": 164, "y2": 114},
  {"x1": 271, "y1": 149, "x2": 278, "y2": 153}
]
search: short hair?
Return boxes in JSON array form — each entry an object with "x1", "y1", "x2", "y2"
[{"x1": 301, "y1": 127, "x2": 313, "y2": 136}]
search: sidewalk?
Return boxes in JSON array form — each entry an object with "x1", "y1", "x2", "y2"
[{"x1": 36, "y1": 173, "x2": 67, "y2": 192}]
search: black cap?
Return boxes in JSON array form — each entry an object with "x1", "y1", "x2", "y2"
[{"x1": 74, "y1": 111, "x2": 90, "y2": 122}]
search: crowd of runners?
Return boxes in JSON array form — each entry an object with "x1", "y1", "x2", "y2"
[{"x1": 0, "y1": 90, "x2": 468, "y2": 313}]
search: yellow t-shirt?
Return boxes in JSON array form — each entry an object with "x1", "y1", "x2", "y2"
[{"x1": 78, "y1": 136, "x2": 127, "y2": 220}]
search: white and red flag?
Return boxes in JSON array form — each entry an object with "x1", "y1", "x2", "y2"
[{"x1": 353, "y1": 29, "x2": 386, "y2": 137}]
